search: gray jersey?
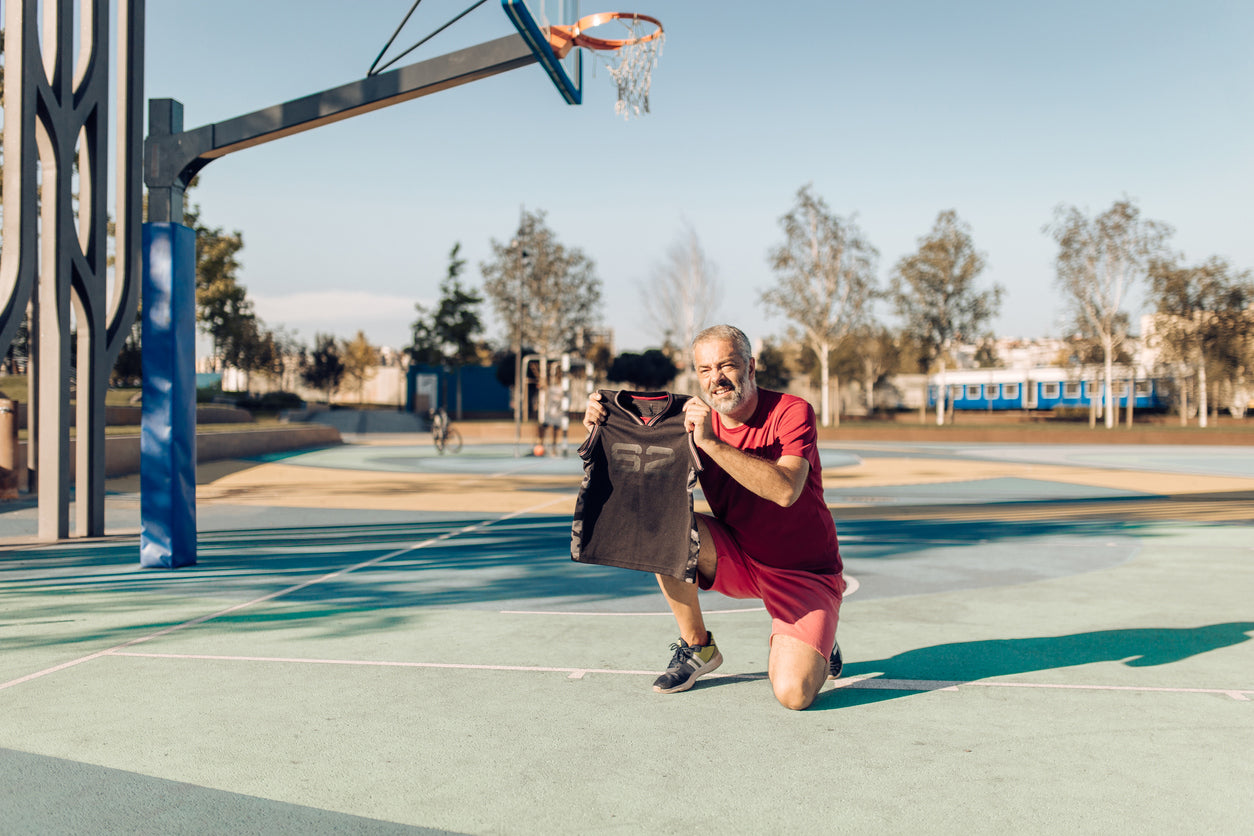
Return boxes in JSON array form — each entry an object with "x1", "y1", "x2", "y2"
[{"x1": 571, "y1": 390, "x2": 702, "y2": 582}]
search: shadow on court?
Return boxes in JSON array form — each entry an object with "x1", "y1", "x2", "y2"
[
  {"x1": 0, "y1": 517, "x2": 667, "y2": 650},
  {"x1": 840, "y1": 515, "x2": 1161, "y2": 547},
  {"x1": 817, "y1": 622, "x2": 1254, "y2": 708},
  {"x1": 3, "y1": 510, "x2": 1245, "y2": 654}
]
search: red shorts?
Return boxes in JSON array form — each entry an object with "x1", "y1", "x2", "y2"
[{"x1": 698, "y1": 513, "x2": 844, "y2": 658}]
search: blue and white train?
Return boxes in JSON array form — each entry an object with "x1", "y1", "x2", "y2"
[{"x1": 926, "y1": 367, "x2": 1169, "y2": 413}]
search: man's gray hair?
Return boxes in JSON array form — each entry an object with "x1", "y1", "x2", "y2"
[{"x1": 692, "y1": 325, "x2": 753, "y2": 364}]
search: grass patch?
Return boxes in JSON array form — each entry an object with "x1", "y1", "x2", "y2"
[{"x1": 0, "y1": 376, "x2": 142, "y2": 407}]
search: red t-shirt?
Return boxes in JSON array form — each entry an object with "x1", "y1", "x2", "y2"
[{"x1": 697, "y1": 389, "x2": 841, "y2": 574}]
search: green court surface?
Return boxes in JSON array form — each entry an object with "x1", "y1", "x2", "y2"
[{"x1": 1, "y1": 441, "x2": 1251, "y2": 833}]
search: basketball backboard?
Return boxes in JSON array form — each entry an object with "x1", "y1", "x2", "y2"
[{"x1": 502, "y1": 0, "x2": 582, "y2": 104}]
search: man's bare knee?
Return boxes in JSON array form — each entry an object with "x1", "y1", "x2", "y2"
[
  {"x1": 769, "y1": 635, "x2": 827, "y2": 710},
  {"x1": 772, "y1": 676, "x2": 819, "y2": 710}
]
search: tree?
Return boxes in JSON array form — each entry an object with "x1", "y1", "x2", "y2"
[
  {"x1": 493, "y1": 347, "x2": 536, "y2": 389},
  {"x1": 186, "y1": 200, "x2": 251, "y2": 372},
  {"x1": 111, "y1": 318, "x2": 143, "y2": 387},
  {"x1": 301, "y1": 333, "x2": 345, "y2": 404},
  {"x1": 795, "y1": 329, "x2": 895, "y2": 414},
  {"x1": 607, "y1": 349, "x2": 679, "y2": 390},
  {"x1": 973, "y1": 338, "x2": 1000, "y2": 369},
  {"x1": 891, "y1": 209, "x2": 1001, "y2": 425},
  {"x1": 231, "y1": 319, "x2": 281, "y2": 393},
  {"x1": 1058, "y1": 330, "x2": 1133, "y2": 366},
  {"x1": 265, "y1": 326, "x2": 306, "y2": 393},
  {"x1": 640, "y1": 221, "x2": 721, "y2": 387},
  {"x1": 1148, "y1": 256, "x2": 1254, "y2": 425},
  {"x1": 755, "y1": 340, "x2": 792, "y2": 391},
  {"x1": 342, "y1": 331, "x2": 379, "y2": 403},
  {"x1": 481, "y1": 209, "x2": 602, "y2": 361},
  {"x1": 587, "y1": 341, "x2": 614, "y2": 381},
  {"x1": 409, "y1": 243, "x2": 486, "y2": 417},
  {"x1": 408, "y1": 243, "x2": 484, "y2": 365},
  {"x1": 762, "y1": 185, "x2": 878, "y2": 427},
  {"x1": 3, "y1": 312, "x2": 29, "y2": 375},
  {"x1": 1044, "y1": 199, "x2": 1171, "y2": 428},
  {"x1": 1209, "y1": 282, "x2": 1254, "y2": 419},
  {"x1": 847, "y1": 324, "x2": 901, "y2": 412}
]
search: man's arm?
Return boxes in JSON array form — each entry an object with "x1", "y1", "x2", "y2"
[{"x1": 684, "y1": 398, "x2": 809, "y2": 508}]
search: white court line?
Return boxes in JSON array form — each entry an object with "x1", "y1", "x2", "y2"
[
  {"x1": 968, "y1": 679, "x2": 1252, "y2": 701},
  {"x1": 109, "y1": 651, "x2": 659, "y2": 680},
  {"x1": 830, "y1": 673, "x2": 1252, "y2": 700},
  {"x1": 104, "y1": 652, "x2": 1253, "y2": 699},
  {"x1": 0, "y1": 494, "x2": 575, "y2": 693},
  {"x1": 501, "y1": 574, "x2": 859, "y2": 613},
  {"x1": 500, "y1": 607, "x2": 767, "y2": 616}
]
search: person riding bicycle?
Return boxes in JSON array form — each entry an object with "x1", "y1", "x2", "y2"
[{"x1": 430, "y1": 406, "x2": 449, "y2": 442}]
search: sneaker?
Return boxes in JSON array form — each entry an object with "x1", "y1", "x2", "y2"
[
  {"x1": 829, "y1": 640, "x2": 843, "y2": 679},
  {"x1": 652, "y1": 633, "x2": 723, "y2": 694}
]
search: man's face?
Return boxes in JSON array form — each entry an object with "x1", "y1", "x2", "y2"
[{"x1": 693, "y1": 339, "x2": 756, "y2": 416}]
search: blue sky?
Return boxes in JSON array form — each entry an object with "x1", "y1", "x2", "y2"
[{"x1": 145, "y1": 1, "x2": 1254, "y2": 355}]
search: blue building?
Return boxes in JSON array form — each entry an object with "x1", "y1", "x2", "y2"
[{"x1": 406, "y1": 364, "x2": 512, "y2": 418}]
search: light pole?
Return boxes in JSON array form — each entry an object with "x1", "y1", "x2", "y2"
[{"x1": 511, "y1": 240, "x2": 530, "y2": 456}]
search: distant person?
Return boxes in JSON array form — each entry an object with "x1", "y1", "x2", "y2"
[
  {"x1": 430, "y1": 405, "x2": 448, "y2": 438},
  {"x1": 583, "y1": 324, "x2": 843, "y2": 710},
  {"x1": 537, "y1": 376, "x2": 564, "y2": 452}
]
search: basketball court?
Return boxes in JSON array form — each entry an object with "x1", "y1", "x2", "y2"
[
  {"x1": 2, "y1": 1, "x2": 1250, "y2": 830},
  {"x1": 1, "y1": 435, "x2": 1251, "y2": 833}
]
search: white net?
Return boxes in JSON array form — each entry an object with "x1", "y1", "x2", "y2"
[{"x1": 602, "y1": 22, "x2": 664, "y2": 119}]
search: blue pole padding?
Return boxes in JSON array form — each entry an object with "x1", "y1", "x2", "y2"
[{"x1": 140, "y1": 223, "x2": 198, "y2": 568}]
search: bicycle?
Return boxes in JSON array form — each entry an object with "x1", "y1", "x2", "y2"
[{"x1": 431, "y1": 408, "x2": 462, "y2": 454}]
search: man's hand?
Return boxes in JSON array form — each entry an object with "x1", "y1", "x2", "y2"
[
  {"x1": 683, "y1": 397, "x2": 718, "y2": 452},
  {"x1": 582, "y1": 391, "x2": 607, "y2": 434},
  {"x1": 684, "y1": 396, "x2": 809, "y2": 507}
]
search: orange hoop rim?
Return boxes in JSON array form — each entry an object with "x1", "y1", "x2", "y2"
[{"x1": 548, "y1": 12, "x2": 663, "y2": 58}]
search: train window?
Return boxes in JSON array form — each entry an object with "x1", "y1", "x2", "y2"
[
  {"x1": 1115, "y1": 382, "x2": 1129, "y2": 396},
  {"x1": 1135, "y1": 380, "x2": 1151, "y2": 396},
  {"x1": 1003, "y1": 383, "x2": 1019, "y2": 398},
  {"x1": 1041, "y1": 382, "x2": 1060, "y2": 398},
  {"x1": 966, "y1": 385, "x2": 982, "y2": 399},
  {"x1": 1063, "y1": 382, "x2": 1081, "y2": 398}
]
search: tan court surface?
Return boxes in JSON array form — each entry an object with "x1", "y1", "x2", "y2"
[{"x1": 1, "y1": 437, "x2": 1252, "y2": 834}]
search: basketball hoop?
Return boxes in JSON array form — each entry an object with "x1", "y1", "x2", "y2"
[{"x1": 547, "y1": 12, "x2": 664, "y2": 119}]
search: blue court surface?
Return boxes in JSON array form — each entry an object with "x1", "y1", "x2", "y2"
[{"x1": 1, "y1": 440, "x2": 1251, "y2": 833}]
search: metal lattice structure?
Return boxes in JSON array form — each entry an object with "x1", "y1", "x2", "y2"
[{"x1": 0, "y1": 0, "x2": 145, "y2": 540}]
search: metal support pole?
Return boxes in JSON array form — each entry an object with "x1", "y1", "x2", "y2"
[
  {"x1": 514, "y1": 318, "x2": 523, "y2": 457},
  {"x1": 140, "y1": 223, "x2": 198, "y2": 568},
  {"x1": 521, "y1": 354, "x2": 541, "y2": 452},
  {"x1": 0, "y1": 399, "x2": 18, "y2": 500},
  {"x1": 511, "y1": 238, "x2": 529, "y2": 457},
  {"x1": 558, "y1": 353, "x2": 572, "y2": 456}
]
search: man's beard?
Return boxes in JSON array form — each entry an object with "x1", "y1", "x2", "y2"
[{"x1": 705, "y1": 376, "x2": 753, "y2": 416}]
